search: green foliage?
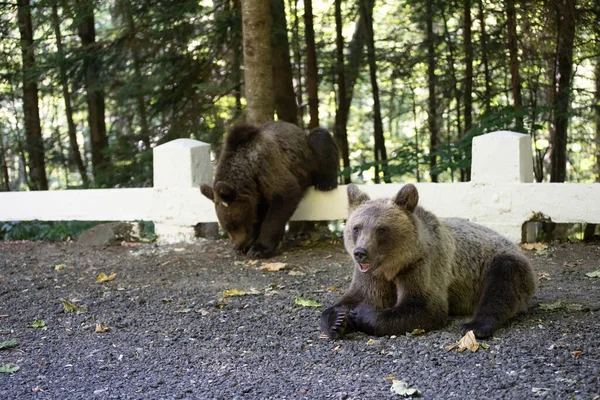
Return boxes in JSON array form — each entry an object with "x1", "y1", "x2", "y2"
[
  {"x1": 0, "y1": 220, "x2": 156, "y2": 242},
  {"x1": 0, "y1": 220, "x2": 104, "y2": 241}
]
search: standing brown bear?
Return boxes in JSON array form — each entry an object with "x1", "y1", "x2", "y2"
[
  {"x1": 200, "y1": 120, "x2": 339, "y2": 258},
  {"x1": 321, "y1": 184, "x2": 536, "y2": 339}
]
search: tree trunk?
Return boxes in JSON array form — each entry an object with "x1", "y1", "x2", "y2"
[
  {"x1": 507, "y1": 0, "x2": 524, "y2": 132},
  {"x1": 426, "y1": 0, "x2": 439, "y2": 182},
  {"x1": 17, "y1": 0, "x2": 48, "y2": 190},
  {"x1": 123, "y1": 0, "x2": 151, "y2": 150},
  {"x1": 441, "y1": 6, "x2": 462, "y2": 166},
  {"x1": 477, "y1": 0, "x2": 491, "y2": 113},
  {"x1": 0, "y1": 131, "x2": 9, "y2": 191},
  {"x1": 361, "y1": 0, "x2": 389, "y2": 183},
  {"x1": 271, "y1": 0, "x2": 298, "y2": 124},
  {"x1": 550, "y1": 0, "x2": 577, "y2": 183},
  {"x1": 410, "y1": 85, "x2": 421, "y2": 182},
  {"x1": 463, "y1": 0, "x2": 473, "y2": 135},
  {"x1": 289, "y1": 0, "x2": 304, "y2": 126},
  {"x1": 232, "y1": 0, "x2": 243, "y2": 117},
  {"x1": 584, "y1": 0, "x2": 599, "y2": 241},
  {"x1": 334, "y1": 0, "x2": 350, "y2": 183},
  {"x1": 241, "y1": 0, "x2": 274, "y2": 125},
  {"x1": 51, "y1": 0, "x2": 88, "y2": 185},
  {"x1": 304, "y1": 0, "x2": 319, "y2": 128},
  {"x1": 75, "y1": 0, "x2": 110, "y2": 186}
]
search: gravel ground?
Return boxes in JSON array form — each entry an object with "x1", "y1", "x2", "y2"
[{"x1": 0, "y1": 238, "x2": 599, "y2": 399}]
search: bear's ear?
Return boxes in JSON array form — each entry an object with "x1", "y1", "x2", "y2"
[
  {"x1": 200, "y1": 184, "x2": 214, "y2": 201},
  {"x1": 215, "y1": 181, "x2": 236, "y2": 204},
  {"x1": 393, "y1": 184, "x2": 419, "y2": 212},
  {"x1": 347, "y1": 184, "x2": 370, "y2": 212}
]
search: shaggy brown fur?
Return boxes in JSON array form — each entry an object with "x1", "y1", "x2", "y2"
[
  {"x1": 321, "y1": 184, "x2": 536, "y2": 339},
  {"x1": 200, "y1": 121, "x2": 339, "y2": 258}
]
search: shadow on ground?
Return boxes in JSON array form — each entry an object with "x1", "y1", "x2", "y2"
[{"x1": 1, "y1": 239, "x2": 599, "y2": 399}]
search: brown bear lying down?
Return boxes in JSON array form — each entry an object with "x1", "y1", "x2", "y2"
[
  {"x1": 321, "y1": 184, "x2": 535, "y2": 339},
  {"x1": 201, "y1": 120, "x2": 339, "y2": 258}
]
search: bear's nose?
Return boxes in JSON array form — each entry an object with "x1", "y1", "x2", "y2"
[{"x1": 353, "y1": 247, "x2": 368, "y2": 262}]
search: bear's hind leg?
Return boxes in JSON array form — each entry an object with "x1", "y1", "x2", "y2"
[
  {"x1": 308, "y1": 128, "x2": 339, "y2": 191},
  {"x1": 463, "y1": 253, "x2": 535, "y2": 338}
]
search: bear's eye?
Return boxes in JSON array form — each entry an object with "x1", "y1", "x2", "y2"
[
  {"x1": 377, "y1": 227, "x2": 387, "y2": 235},
  {"x1": 352, "y1": 226, "x2": 359, "y2": 234}
]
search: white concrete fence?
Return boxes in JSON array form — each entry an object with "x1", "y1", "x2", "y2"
[{"x1": 0, "y1": 131, "x2": 599, "y2": 243}]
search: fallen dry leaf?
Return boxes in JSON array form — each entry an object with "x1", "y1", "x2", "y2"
[
  {"x1": 570, "y1": 350, "x2": 583, "y2": 357},
  {"x1": 538, "y1": 272, "x2": 551, "y2": 281},
  {"x1": 222, "y1": 288, "x2": 261, "y2": 298},
  {"x1": 96, "y1": 272, "x2": 116, "y2": 283},
  {"x1": 585, "y1": 268, "x2": 600, "y2": 278},
  {"x1": 410, "y1": 328, "x2": 425, "y2": 335},
  {"x1": 520, "y1": 243, "x2": 548, "y2": 251},
  {"x1": 257, "y1": 262, "x2": 287, "y2": 272},
  {"x1": 327, "y1": 286, "x2": 340, "y2": 292},
  {"x1": 446, "y1": 330, "x2": 480, "y2": 352},
  {"x1": 53, "y1": 264, "x2": 67, "y2": 271},
  {"x1": 121, "y1": 242, "x2": 141, "y2": 247},
  {"x1": 390, "y1": 380, "x2": 420, "y2": 397},
  {"x1": 223, "y1": 289, "x2": 247, "y2": 297},
  {"x1": 95, "y1": 322, "x2": 109, "y2": 333},
  {"x1": 288, "y1": 270, "x2": 305, "y2": 276}
]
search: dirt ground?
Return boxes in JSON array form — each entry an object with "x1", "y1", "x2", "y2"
[{"x1": 0, "y1": 237, "x2": 599, "y2": 399}]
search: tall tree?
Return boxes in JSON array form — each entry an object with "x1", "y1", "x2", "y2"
[
  {"x1": 550, "y1": 0, "x2": 577, "y2": 182},
  {"x1": 426, "y1": 0, "x2": 439, "y2": 182},
  {"x1": 241, "y1": 0, "x2": 274, "y2": 124},
  {"x1": 17, "y1": 0, "x2": 48, "y2": 190},
  {"x1": 334, "y1": 0, "x2": 350, "y2": 183},
  {"x1": 361, "y1": 0, "x2": 389, "y2": 183},
  {"x1": 121, "y1": 0, "x2": 151, "y2": 150},
  {"x1": 336, "y1": 0, "x2": 374, "y2": 142},
  {"x1": 0, "y1": 131, "x2": 9, "y2": 191},
  {"x1": 463, "y1": 0, "x2": 473, "y2": 135},
  {"x1": 304, "y1": 0, "x2": 319, "y2": 128},
  {"x1": 477, "y1": 0, "x2": 491, "y2": 113},
  {"x1": 507, "y1": 0, "x2": 524, "y2": 132},
  {"x1": 75, "y1": 0, "x2": 110, "y2": 186},
  {"x1": 271, "y1": 0, "x2": 298, "y2": 123},
  {"x1": 51, "y1": 0, "x2": 88, "y2": 185}
]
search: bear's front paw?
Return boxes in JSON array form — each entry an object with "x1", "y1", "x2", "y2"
[
  {"x1": 349, "y1": 304, "x2": 377, "y2": 335},
  {"x1": 321, "y1": 306, "x2": 353, "y2": 340},
  {"x1": 246, "y1": 242, "x2": 276, "y2": 258},
  {"x1": 462, "y1": 319, "x2": 496, "y2": 339}
]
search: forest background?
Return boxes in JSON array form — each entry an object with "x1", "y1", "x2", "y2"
[{"x1": 0, "y1": 0, "x2": 599, "y2": 194}]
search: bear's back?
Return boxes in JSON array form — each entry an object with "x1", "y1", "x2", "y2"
[{"x1": 216, "y1": 121, "x2": 316, "y2": 194}]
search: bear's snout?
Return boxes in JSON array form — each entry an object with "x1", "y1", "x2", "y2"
[{"x1": 353, "y1": 247, "x2": 368, "y2": 261}]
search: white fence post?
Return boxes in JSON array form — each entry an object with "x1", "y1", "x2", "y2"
[
  {"x1": 153, "y1": 139, "x2": 213, "y2": 242},
  {"x1": 471, "y1": 131, "x2": 534, "y2": 184},
  {"x1": 470, "y1": 131, "x2": 534, "y2": 242}
]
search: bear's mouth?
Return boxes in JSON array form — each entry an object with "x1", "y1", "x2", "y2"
[{"x1": 358, "y1": 263, "x2": 372, "y2": 272}]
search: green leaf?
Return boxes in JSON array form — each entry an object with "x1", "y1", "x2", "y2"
[
  {"x1": 0, "y1": 363, "x2": 19, "y2": 374},
  {"x1": 0, "y1": 338, "x2": 18, "y2": 350},
  {"x1": 28, "y1": 320, "x2": 47, "y2": 328},
  {"x1": 294, "y1": 298, "x2": 321, "y2": 307},
  {"x1": 60, "y1": 299, "x2": 86, "y2": 314},
  {"x1": 585, "y1": 269, "x2": 600, "y2": 278},
  {"x1": 390, "y1": 380, "x2": 420, "y2": 397}
]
